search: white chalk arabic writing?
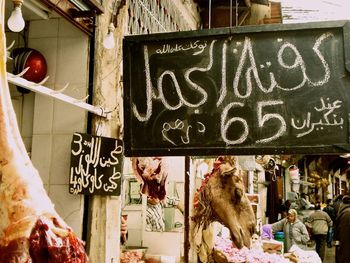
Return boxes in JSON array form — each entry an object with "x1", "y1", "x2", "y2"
[
  {"x1": 70, "y1": 134, "x2": 122, "y2": 194},
  {"x1": 162, "y1": 119, "x2": 206, "y2": 145},
  {"x1": 291, "y1": 97, "x2": 343, "y2": 138},
  {"x1": 132, "y1": 32, "x2": 343, "y2": 145}
]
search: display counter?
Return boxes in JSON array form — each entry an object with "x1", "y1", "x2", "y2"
[{"x1": 212, "y1": 236, "x2": 321, "y2": 263}]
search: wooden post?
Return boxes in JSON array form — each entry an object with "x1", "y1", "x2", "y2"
[{"x1": 87, "y1": 0, "x2": 128, "y2": 261}]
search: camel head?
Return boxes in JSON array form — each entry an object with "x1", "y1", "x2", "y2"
[{"x1": 192, "y1": 156, "x2": 256, "y2": 248}]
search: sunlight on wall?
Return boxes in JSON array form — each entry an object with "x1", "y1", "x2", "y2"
[{"x1": 279, "y1": 0, "x2": 350, "y2": 23}]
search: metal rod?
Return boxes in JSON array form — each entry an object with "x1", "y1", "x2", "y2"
[
  {"x1": 184, "y1": 156, "x2": 190, "y2": 263},
  {"x1": 7, "y1": 72, "x2": 111, "y2": 119},
  {"x1": 230, "y1": 0, "x2": 233, "y2": 27},
  {"x1": 23, "y1": 0, "x2": 49, "y2": 19},
  {"x1": 208, "y1": 0, "x2": 212, "y2": 29},
  {"x1": 236, "y1": 0, "x2": 239, "y2": 27}
]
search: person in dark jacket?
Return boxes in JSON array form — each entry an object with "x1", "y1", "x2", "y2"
[
  {"x1": 335, "y1": 194, "x2": 350, "y2": 263},
  {"x1": 334, "y1": 194, "x2": 344, "y2": 215},
  {"x1": 323, "y1": 199, "x2": 336, "y2": 247},
  {"x1": 308, "y1": 203, "x2": 332, "y2": 261}
]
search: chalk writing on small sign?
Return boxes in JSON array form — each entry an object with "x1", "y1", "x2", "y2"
[
  {"x1": 123, "y1": 21, "x2": 350, "y2": 156},
  {"x1": 69, "y1": 133, "x2": 123, "y2": 195}
]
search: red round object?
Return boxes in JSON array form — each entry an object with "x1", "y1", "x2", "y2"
[{"x1": 13, "y1": 48, "x2": 47, "y2": 83}]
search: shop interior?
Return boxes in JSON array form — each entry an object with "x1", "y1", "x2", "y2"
[
  {"x1": 4, "y1": 2, "x2": 347, "y2": 263},
  {"x1": 120, "y1": 154, "x2": 348, "y2": 262}
]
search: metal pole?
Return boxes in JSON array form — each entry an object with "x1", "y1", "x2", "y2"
[
  {"x1": 209, "y1": 0, "x2": 212, "y2": 29},
  {"x1": 184, "y1": 156, "x2": 190, "y2": 263},
  {"x1": 230, "y1": 0, "x2": 233, "y2": 27},
  {"x1": 7, "y1": 72, "x2": 111, "y2": 119},
  {"x1": 235, "y1": 0, "x2": 238, "y2": 26}
]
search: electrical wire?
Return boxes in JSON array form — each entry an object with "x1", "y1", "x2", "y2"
[{"x1": 137, "y1": 0, "x2": 167, "y2": 32}]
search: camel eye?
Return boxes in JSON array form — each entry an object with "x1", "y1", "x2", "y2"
[
  {"x1": 221, "y1": 168, "x2": 234, "y2": 177},
  {"x1": 234, "y1": 176, "x2": 241, "y2": 183}
]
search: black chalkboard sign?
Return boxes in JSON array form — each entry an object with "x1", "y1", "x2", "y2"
[
  {"x1": 123, "y1": 20, "x2": 350, "y2": 156},
  {"x1": 69, "y1": 133, "x2": 123, "y2": 195}
]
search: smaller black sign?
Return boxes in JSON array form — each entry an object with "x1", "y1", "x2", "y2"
[{"x1": 69, "y1": 133, "x2": 123, "y2": 195}]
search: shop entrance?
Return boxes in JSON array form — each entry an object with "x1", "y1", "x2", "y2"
[{"x1": 121, "y1": 19, "x2": 350, "y2": 263}]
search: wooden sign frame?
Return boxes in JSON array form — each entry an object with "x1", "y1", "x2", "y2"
[{"x1": 123, "y1": 20, "x2": 350, "y2": 157}]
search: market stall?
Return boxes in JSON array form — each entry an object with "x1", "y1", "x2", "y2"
[
  {"x1": 211, "y1": 231, "x2": 322, "y2": 263},
  {"x1": 190, "y1": 156, "x2": 322, "y2": 263}
]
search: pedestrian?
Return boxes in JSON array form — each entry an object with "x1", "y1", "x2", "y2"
[
  {"x1": 279, "y1": 200, "x2": 291, "y2": 219},
  {"x1": 323, "y1": 199, "x2": 336, "y2": 247},
  {"x1": 307, "y1": 203, "x2": 332, "y2": 261},
  {"x1": 271, "y1": 209, "x2": 310, "y2": 252},
  {"x1": 335, "y1": 194, "x2": 350, "y2": 263},
  {"x1": 334, "y1": 194, "x2": 344, "y2": 248},
  {"x1": 300, "y1": 193, "x2": 312, "y2": 210},
  {"x1": 334, "y1": 194, "x2": 344, "y2": 215}
]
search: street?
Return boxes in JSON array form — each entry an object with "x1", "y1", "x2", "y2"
[{"x1": 324, "y1": 245, "x2": 335, "y2": 263}]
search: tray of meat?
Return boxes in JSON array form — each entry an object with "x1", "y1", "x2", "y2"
[
  {"x1": 121, "y1": 246, "x2": 148, "y2": 263},
  {"x1": 214, "y1": 236, "x2": 292, "y2": 263},
  {"x1": 261, "y1": 240, "x2": 283, "y2": 254}
]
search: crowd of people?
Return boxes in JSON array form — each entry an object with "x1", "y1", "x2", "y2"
[
  {"x1": 121, "y1": 192, "x2": 350, "y2": 262},
  {"x1": 262, "y1": 192, "x2": 350, "y2": 263}
]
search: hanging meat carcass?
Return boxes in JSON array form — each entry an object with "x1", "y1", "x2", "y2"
[
  {"x1": 0, "y1": 2, "x2": 89, "y2": 262},
  {"x1": 192, "y1": 156, "x2": 256, "y2": 249},
  {"x1": 131, "y1": 157, "x2": 168, "y2": 201}
]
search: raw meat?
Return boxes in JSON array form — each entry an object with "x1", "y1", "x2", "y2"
[
  {"x1": 131, "y1": 157, "x2": 167, "y2": 201},
  {"x1": 0, "y1": 2, "x2": 89, "y2": 261}
]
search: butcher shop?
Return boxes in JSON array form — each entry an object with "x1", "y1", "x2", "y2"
[
  {"x1": 120, "y1": 18, "x2": 350, "y2": 263},
  {"x1": 1, "y1": 0, "x2": 103, "y2": 261},
  {"x1": 1, "y1": 0, "x2": 350, "y2": 262}
]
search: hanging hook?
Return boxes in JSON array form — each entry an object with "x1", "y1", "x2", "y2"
[
  {"x1": 7, "y1": 40, "x2": 15, "y2": 51},
  {"x1": 33, "y1": 75, "x2": 50, "y2": 86},
  {"x1": 73, "y1": 94, "x2": 89, "y2": 103},
  {"x1": 15, "y1": 67, "x2": 30, "y2": 77},
  {"x1": 7, "y1": 40, "x2": 15, "y2": 60},
  {"x1": 51, "y1": 82, "x2": 70, "y2": 94}
]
